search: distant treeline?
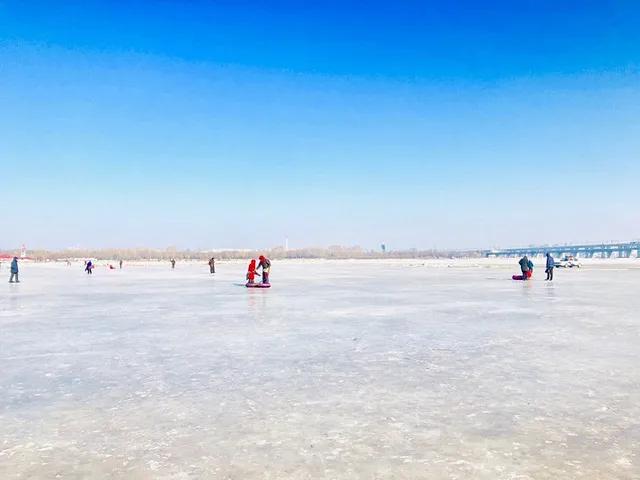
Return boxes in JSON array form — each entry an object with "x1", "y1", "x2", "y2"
[{"x1": 1, "y1": 246, "x2": 482, "y2": 261}]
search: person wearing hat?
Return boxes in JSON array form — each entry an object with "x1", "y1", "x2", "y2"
[
  {"x1": 256, "y1": 255, "x2": 271, "y2": 284},
  {"x1": 246, "y1": 259, "x2": 258, "y2": 284}
]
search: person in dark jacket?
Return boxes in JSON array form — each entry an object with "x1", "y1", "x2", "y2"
[
  {"x1": 9, "y1": 257, "x2": 19, "y2": 283},
  {"x1": 256, "y1": 255, "x2": 271, "y2": 284},
  {"x1": 208, "y1": 257, "x2": 215, "y2": 274},
  {"x1": 85, "y1": 260, "x2": 94, "y2": 275},
  {"x1": 518, "y1": 255, "x2": 530, "y2": 280},
  {"x1": 545, "y1": 253, "x2": 555, "y2": 281}
]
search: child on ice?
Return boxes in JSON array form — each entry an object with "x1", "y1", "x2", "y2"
[{"x1": 246, "y1": 259, "x2": 257, "y2": 285}]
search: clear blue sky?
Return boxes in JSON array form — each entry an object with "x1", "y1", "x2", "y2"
[{"x1": 1, "y1": 1, "x2": 639, "y2": 250}]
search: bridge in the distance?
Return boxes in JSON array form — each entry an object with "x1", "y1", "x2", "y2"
[{"x1": 484, "y1": 241, "x2": 640, "y2": 258}]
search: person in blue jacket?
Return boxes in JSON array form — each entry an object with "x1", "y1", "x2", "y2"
[
  {"x1": 9, "y1": 257, "x2": 19, "y2": 283},
  {"x1": 545, "y1": 253, "x2": 555, "y2": 281}
]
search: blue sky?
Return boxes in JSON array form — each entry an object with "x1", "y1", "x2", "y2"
[{"x1": 1, "y1": 1, "x2": 639, "y2": 250}]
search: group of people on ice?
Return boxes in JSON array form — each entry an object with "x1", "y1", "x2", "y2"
[
  {"x1": 246, "y1": 255, "x2": 271, "y2": 286},
  {"x1": 514, "y1": 253, "x2": 555, "y2": 281},
  {"x1": 9, "y1": 255, "x2": 274, "y2": 287},
  {"x1": 165, "y1": 255, "x2": 272, "y2": 287}
]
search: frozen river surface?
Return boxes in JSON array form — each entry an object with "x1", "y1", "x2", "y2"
[{"x1": 1, "y1": 260, "x2": 639, "y2": 479}]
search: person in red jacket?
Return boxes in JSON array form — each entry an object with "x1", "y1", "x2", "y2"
[{"x1": 246, "y1": 259, "x2": 257, "y2": 284}]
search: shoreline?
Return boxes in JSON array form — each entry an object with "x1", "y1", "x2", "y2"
[{"x1": 8, "y1": 256, "x2": 640, "y2": 270}]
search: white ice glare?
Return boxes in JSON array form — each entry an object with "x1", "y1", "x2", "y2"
[{"x1": 1, "y1": 259, "x2": 639, "y2": 478}]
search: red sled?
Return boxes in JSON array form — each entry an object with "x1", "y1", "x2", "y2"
[
  {"x1": 246, "y1": 282, "x2": 271, "y2": 288},
  {"x1": 512, "y1": 271, "x2": 533, "y2": 280}
]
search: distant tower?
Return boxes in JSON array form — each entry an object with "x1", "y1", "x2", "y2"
[
  {"x1": 284, "y1": 237, "x2": 289, "y2": 251},
  {"x1": 20, "y1": 244, "x2": 27, "y2": 258}
]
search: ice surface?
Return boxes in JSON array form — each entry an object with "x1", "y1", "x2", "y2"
[{"x1": 1, "y1": 259, "x2": 639, "y2": 479}]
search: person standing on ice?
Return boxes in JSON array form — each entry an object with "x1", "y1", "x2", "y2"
[
  {"x1": 170, "y1": 258, "x2": 176, "y2": 269},
  {"x1": 85, "y1": 260, "x2": 94, "y2": 275},
  {"x1": 545, "y1": 253, "x2": 555, "y2": 281},
  {"x1": 256, "y1": 255, "x2": 271, "y2": 284},
  {"x1": 119, "y1": 259, "x2": 123, "y2": 269},
  {"x1": 9, "y1": 257, "x2": 19, "y2": 283},
  {"x1": 208, "y1": 257, "x2": 215, "y2": 274},
  {"x1": 518, "y1": 255, "x2": 530, "y2": 280}
]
